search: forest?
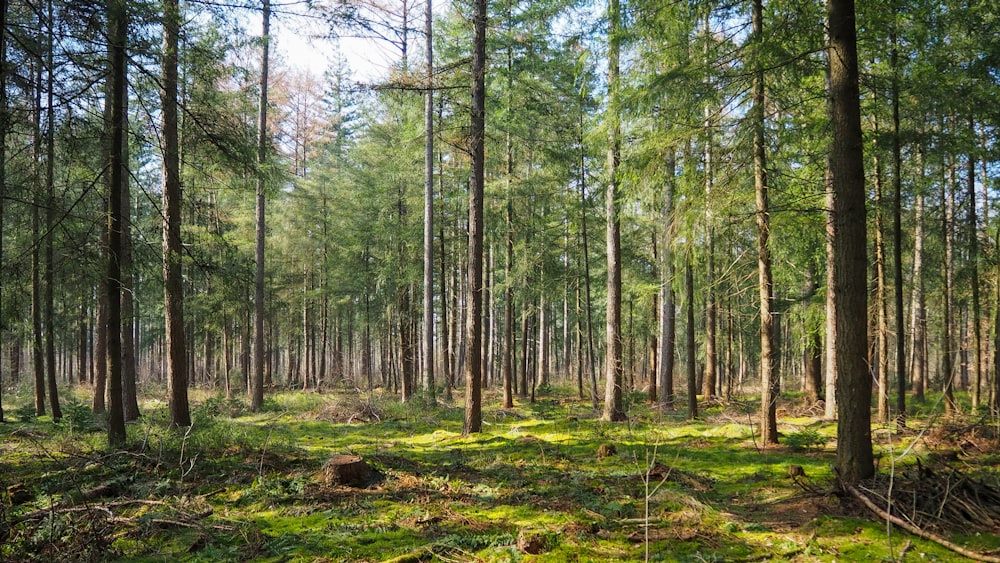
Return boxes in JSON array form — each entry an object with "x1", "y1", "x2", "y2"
[{"x1": 2, "y1": 0, "x2": 1000, "y2": 560}]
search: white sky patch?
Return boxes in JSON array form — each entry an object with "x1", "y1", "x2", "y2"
[{"x1": 269, "y1": 3, "x2": 406, "y2": 84}]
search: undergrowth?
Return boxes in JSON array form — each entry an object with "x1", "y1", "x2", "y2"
[{"x1": 0, "y1": 384, "x2": 994, "y2": 562}]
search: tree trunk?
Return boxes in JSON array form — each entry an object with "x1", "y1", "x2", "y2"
[
  {"x1": 251, "y1": 0, "x2": 270, "y2": 412},
  {"x1": 943, "y1": 157, "x2": 956, "y2": 414},
  {"x1": 32, "y1": 59, "x2": 45, "y2": 417},
  {"x1": 421, "y1": 0, "x2": 434, "y2": 399},
  {"x1": 828, "y1": 0, "x2": 873, "y2": 484},
  {"x1": 804, "y1": 329, "x2": 823, "y2": 404},
  {"x1": 602, "y1": 0, "x2": 625, "y2": 423},
  {"x1": 685, "y1": 253, "x2": 697, "y2": 420},
  {"x1": 873, "y1": 128, "x2": 889, "y2": 424},
  {"x1": 106, "y1": 0, "x2": 128, "y2": 445},
  {"x1": 462, "y1": 0, "x2": 485, "y2": 435},
  {"x1": 909, "y1": 154, "x2": 926, "y2": 402},
  {"x1": 43, "y1": 0, "x2": 60, "y2": 420},
  {"x1": 503, "y1": 190, "x2": 514, "y2": 409},
  {"x1": 890, "y1": 28, "x2": 906, "y2": 425},
  {"x1": 657, "y1": 152, "x2": 676, "y2": 410},
  {"x1": 0, "y1": 0, "x2": 6, "y2": 423},
  {"x1": 966, "y1": 116, "x2": 982, "y2": 411},
  {"x1": 162, "y1": 0, "x2": 190, "y2": 427},
  {"x1": 577, "y1": 109, "x2": 600, "y2": 412},
  {"x1": 752, "y1": 0, "x2": 777, "y2": 445}
]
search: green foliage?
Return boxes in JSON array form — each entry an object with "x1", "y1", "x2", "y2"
[
  {"x1": 784, "y1": 428, "x2": 830, "y2": 452},
  {"x1": 57, "y1": 400, "x2": 100, "y2": 434}
]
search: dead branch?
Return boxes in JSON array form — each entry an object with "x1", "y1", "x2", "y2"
[{"x1": 844, "y1": 480, "x2": 1000, "y2": 563}]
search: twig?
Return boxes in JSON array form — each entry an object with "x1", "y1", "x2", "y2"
[{"x1": 844, "y1": 480, "x2": 1000, "y2": 563}]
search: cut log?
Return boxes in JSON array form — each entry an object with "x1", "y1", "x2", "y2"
[{"x1": 321, "y1": 455, "x2": 382, "y2": 488}]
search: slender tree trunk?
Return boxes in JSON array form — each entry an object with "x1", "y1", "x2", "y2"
[
  {"x1": 462, "y1": 0, "x2": 485, "y2": 435},
  {"x1": 162, "y1": 0, "x2": 189, "y2": 426},
  {"x1": 251, "y1": 0, "x2": 270, "y2": 412},
  {"x1": 658, "y1": 151, "x2": 676, "y2": 410},
  {"x1": 422, "y1": 0, "x2": 434, "y2": 400},
  {"x1": 752, "y1": 0, "x2": 777, "y2": 445},
  {"x1": 943, "y1": 156, "x2": 956, "y2": 414},
  {"x1": 0, "y1": 0, "x2": 6, "y2": 423},
  {"x1": 602, "y1": 0, "x2": 625, "y2": 423},
  {"x1": 32, "y1": 58, "x2": 45, "y2": 417},
  {"x1": 43, "y1": 0, "x2": 60, "y2": 420},
  {"x1": 106, "y1": 0, "x2": 128, "y2": 444},
  {"x1": 828, "y1": 0, "x2": 873, "y2": 484},
  {"x1": 823, "y1": 40, "x2": 838, "y2": 422},
  {"x1": 686, "y1": 253, "x2": 697, "y2": 420},
  {"x1": 873, "y1": 127, "x2": 889, "y2": 424},
  {"x1": 579, "y1": 141, "x2": 599, "y2": 412},
  {"x1": 94, "y1": 284, "x2": 108, "y2": 413},
  {"x1": 910, "y1": 152, "x2": 926, "y2": 402},
  {"x1": 967, "y1": 116, "x2": 982, "y2": 411},
  {"x1": 804, "y1": 329, "x2": 823, "y2": 404},
  {"x1": 701, "y1": 13, "x2": 717, "y2": 402},
  {"x1": 890, "y1": 26, "x2": 906, "y2": 426},
  {"x1": 538, "y1": 294, "x2": 549, "y2": 388}
]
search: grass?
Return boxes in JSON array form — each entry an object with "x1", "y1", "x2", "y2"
[{"x1": 0, "y1": 382, "x2": 995, "y2": 562}]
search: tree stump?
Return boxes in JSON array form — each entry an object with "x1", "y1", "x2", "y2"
[
  {"x1": 597, "y1": 443, "x2": 617, "y2": 459},
  {"x1": 320, "y1": 455, "x2": 381, "y2": 488},
  {"x1": 517, "y1": 529, "x2": 549, "y2": 554}
]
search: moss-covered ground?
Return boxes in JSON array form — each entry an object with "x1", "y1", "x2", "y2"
[{"x1": 1, "y1": 384, "x2": 998, "y2": 562}]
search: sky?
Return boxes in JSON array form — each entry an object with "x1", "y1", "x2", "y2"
[{"x1": 269, "y1": 1, "x2": 421, "y2": 84}]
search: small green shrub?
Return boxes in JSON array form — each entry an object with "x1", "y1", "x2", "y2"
[
  {"x1": 783, "y1": 429, "x2": 828, "y2": 452},
  {"x1": 59, "y1": 400, "x2": 100, "y2": 433}
]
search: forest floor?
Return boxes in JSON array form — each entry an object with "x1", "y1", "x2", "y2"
[{"x1": 2, "y1": 384, "x2": 1000, "y2": 562}]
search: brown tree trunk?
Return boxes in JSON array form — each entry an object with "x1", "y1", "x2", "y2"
[
  {"x1": 890, "y1": 29, "x2": 906, "y2": 425},
  {"x1": 685, "y1": 253, "x2": 697, "y2": 420},
  {"x1": 752, "y1": 0, "x2": 777, "y2": 445},
  {"x1": 106, "y1": 0, "x2": 128, "y2": 445},
  {"x1": 162, "y1": 0, "x2": 189, "y2": 427},
  {"x1": 462, "y1": 0, "x2": 485, "y2": 434},
  {"x1": 602, "y1": 0, "x2": 625, "y2": 422},
  {"x1": 251, "y1": 0, "x2": 270, "y2": 412},
  {"x1": 804, "y1": 330, "x2": 823, "y2": 404},
  {"x1": 658, "y1": 151, "x2": 676, "y2": 410},
  {"x1": 43, "y1": 0, "x2": 60, "y2": 421},
  {"x1": 32, "y1": 59, "x2": 45, "y2": 417},
  {"x1": 828, "y1": 0, "x2": 873, "y2": 484},
  {"x1": 872, "y1": 126, "x2": 889, "y2": 424},
  {"x1": 0, "y1": 0, "x2": 6, "y2": 422},
  {"x1": 966, "y1": 116, "x2": 982, "y2": 411},
  {"x1": 421, "y1": 0, "x2": 434, "y2": 399},
  {"x1": 909, "y1": 153, "x2": 926, "y2": 402},
  {"x1": 943, "y1": 157, "x2": 956, "y2": 414}
]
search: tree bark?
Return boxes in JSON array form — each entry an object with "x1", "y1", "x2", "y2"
[
  {"x1": 943, "y1": 157, "x2": 956, "y2": 414},
  {"x1": 752, "y1": 0, "x2": 777, "y2": 445},
  {"x1": 873, "y1": 127, "x2": 889, "y2": 424},
  {"x1": 890, "y1": 26, "x2": 906, "y2": 425},
  {"x1": 162, "y1": 0, "x2": 189, "y2": 427},
  {"x1": 251, "y1": 0, "x2": 270, "y2": 412},
  {"x1": 422, "y1": 0, "x2": 434, "y2": 400},
  {"x1": 685, "y1": 253, "x2": 697, "y2": 420},
  {"x1": 827, "y1": 0, "x2": 873, "y2": 484},
  {"x1": 43, "y1": 0, "x2": 60, "y2": 421},
  {"x1": 909, "y1": 152, "x2": 926, "y2": 402},
  {"x1": 32, "y1": 59, "x2": 45, "y2": 417},
  {"x1": 657, "y1": 151, "x2": 676, "y2": 410},
  {"x1": 106, "y1": 0, "x2": 128, "y2": 445},
  {"x1": 602, "y1": 0, "x2": 625, "y2": 423},
  {"x1": 462, "y1": 0, "x2": 485, "y2": 435},
  {"x1": 0, "y1": 0, "x2": 7, "y2": 423},
  {"x1": 966, "y1": 115, "x2": 982, "y2": 411}
]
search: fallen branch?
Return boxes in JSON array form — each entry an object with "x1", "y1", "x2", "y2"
[{"x1": 844, "y1": 480, "x2": 1000, "y2": 563}]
